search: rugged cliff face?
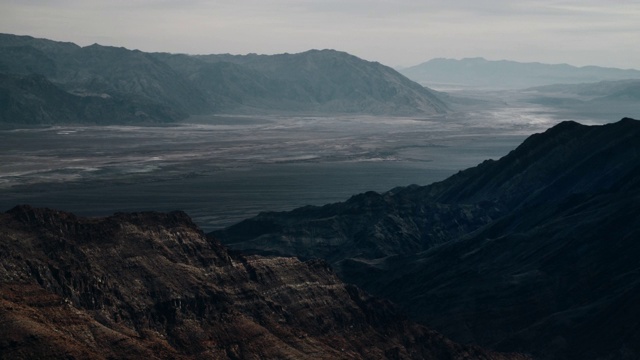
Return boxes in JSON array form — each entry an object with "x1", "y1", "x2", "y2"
[
  {"x1": 0, "y1": 205, "x2": 527, "y2": 360},
  {"x1": 214, "y1": 118, "x2": 640, "y2": 359}
]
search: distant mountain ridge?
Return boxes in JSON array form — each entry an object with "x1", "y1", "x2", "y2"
[
  {"x1": 516, "y1": 79, "x2": 640, "y2": 121},
  {"x1": 214, "y1": 118, "x2": 640, "y2": 359},
  {"x1": 400, "y1": 57, "x2": 640, "y2": 89},
  {"x1": 0, "y1": 33, "x2": 447, "y2": 125},
  {"x1": 193, "y1": 49, "x2": 448, "y2": 114},
  {"x1": 0, "y1": 35, "x2": 210, "y2": 118},
  {"x1": 525, "y1": 79, "x2": 640, "y2": 101},
  {"x1": 0, "y1": 72, "x2": 184, "y2": 124}
]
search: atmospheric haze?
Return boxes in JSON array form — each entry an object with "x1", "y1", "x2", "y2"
[{"x1": 1, "y1": 0, "x2": 639, "y2": 69}]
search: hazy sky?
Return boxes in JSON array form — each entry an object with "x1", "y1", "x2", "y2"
[{"x1": 1, "y1": 0, "x2": 639, "y2": 69}]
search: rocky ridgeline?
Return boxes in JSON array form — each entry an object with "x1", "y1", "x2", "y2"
[
  {"x1": 214, "y1": 118, "x2": 640, "y2": 360},
  {"x1": 0, "y1": 205, "x2": 527, "y2": 359},
  {"x1": 215, "y1": 118, "x2": 640, "y2": 268}
]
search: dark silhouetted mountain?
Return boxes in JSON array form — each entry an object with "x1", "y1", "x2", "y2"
[
  {"x1": 214, "y1": 118, "x2": 640, "y2": 359},
  {"x1": 0, "y1": 33, "x2": 448, "y2": 125},
  {"x1": 214, "y1": 118, "x2": 640, "y2": 264},
  {"x1": 399, "y1": 57, "x2": 640, "y2": 89},
  {"x1": 373, "y1": 171, "x2": 640, "y2": 360},
  {"x1": 0, "y1": 205, "x2": 528, "y2": 360}
]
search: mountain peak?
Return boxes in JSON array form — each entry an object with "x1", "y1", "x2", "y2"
[{"x1": 620, "y1": 116, "x2": 639, "y2": 124}]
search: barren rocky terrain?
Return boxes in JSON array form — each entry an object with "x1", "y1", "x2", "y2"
[{"x1": 0, "y1": 205, "x2": 528, "y2": 359}]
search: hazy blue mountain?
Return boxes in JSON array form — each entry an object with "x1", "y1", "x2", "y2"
[
  {"x1": 519, "y1": 79, "x2": 640, "y2": 121},
  {"x1": 400, "y1": 57, "x2": 640, "y2": 89},
  {"x1": 214, "y1": 118, "x2": 640, "y2": 360},
  {"x1": 159, "y1": 49, "x2": 449, "y2": 114},
  {"x1": 525, "y1": 79, "x2": 640, "y2": 101},
  {"x1": 0, "y1": 33, "x2": 448, "y2": 125},
  {"x1": 0, "y1": 34, "x2": 212, "y2": 117},
  {"x1": 0, "y1": 73, "x2": 184, "y2": 124}
]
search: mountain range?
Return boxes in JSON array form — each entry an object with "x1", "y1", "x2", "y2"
[
  {"x1": 3, "y1": 31, "x2": 640, "y2": 360},
  {"x1": 399, "y1": 57, "x2": 640, "y2": 89},
  {"x1": 0, "y1": 33, "x2": 447, "y2": 125},
  {"x1": 214, "y1": 118, "x2": 640, "y2": 359}
]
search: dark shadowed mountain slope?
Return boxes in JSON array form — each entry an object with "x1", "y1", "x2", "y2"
[
  {"x1": 0, "y1": 33, "x2": 448, "y2": 124},
  {"x1": 0, "y1": 205, "x2": 528, "y2": 360},
  {"x1": 372, "y1": 175, "x2": 640, "y2": 360},
  {"x1": 417, "y1": 118, "x2": 640, "y2": 206},
  {"x1": 399, "y1": 57, "x2": 640, "y2": 89},
  {"x1": 214, "y1": 118, "x2": 640, "y2": 359},
  {"x1": 214, "y1": 118, "x2": 640, "y2": 265}
]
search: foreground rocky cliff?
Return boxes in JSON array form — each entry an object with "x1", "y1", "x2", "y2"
[
  {"x1": 0, "y1": 205, "x2": 526, "y2": 359},
  {"x1": 214, "y1": 118, "x2": 640, "y2": 359}
]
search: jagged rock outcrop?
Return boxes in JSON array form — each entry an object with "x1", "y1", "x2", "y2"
[
  {"x1": 0, "y1": 205, "x2": 527, "y2": 359},
  {"x1": 214, "y1": 118, "x2": 640, "y2": 359}
]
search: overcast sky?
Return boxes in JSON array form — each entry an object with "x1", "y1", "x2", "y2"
[{"x1": 1, "y1": 0, "x2": 639, "y2": 69}]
